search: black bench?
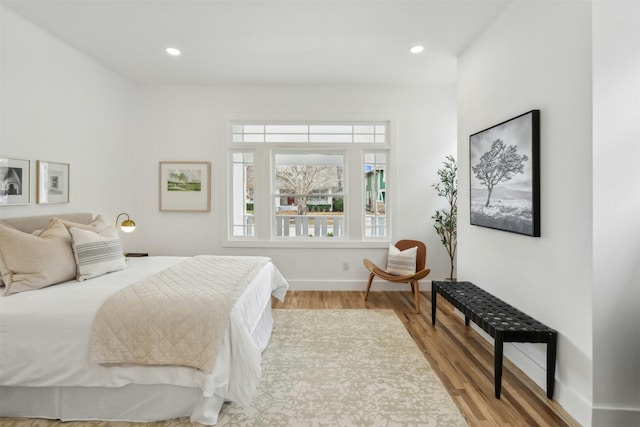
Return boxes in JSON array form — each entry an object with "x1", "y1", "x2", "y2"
[{"x1": 431, "y1": 280, "x2": 557, "y2": 399}]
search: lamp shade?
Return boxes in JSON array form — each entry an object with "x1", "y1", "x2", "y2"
[{"x1": 116, "y1": 213, "x2": 136, "y2": 233}]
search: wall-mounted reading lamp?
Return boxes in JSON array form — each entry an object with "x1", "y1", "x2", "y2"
[{"x1": 115, "y1": 213, "x2": 136, "y2": 233}]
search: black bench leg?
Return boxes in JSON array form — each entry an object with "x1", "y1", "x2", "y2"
[
  {"x1": 495, "y1": 332, "x2": 504, "y2": 399},
  {"x1": 431, "y1": 282, "x2": 437, "y2": 325},
  {"x1": 547, "y1": 332, "x2": 557, "y2": 399}
]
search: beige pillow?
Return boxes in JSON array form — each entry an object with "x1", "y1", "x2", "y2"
[
  {"x1": 69, "y1": 225, "x2": 126, "y2": 281},
  {"x1": 385, "y1": 243, "x2": 417, "y2": 276},
  {"x1": 0, "y1": 219, "x2": 77, "y2": 295},
  {"x1": 56, "y1": 214, "x2": 108, "y2": 232},
  {"x1": 0, "y1": 221, "x2": 17, "y2": 289},
  {"x1": 0, "y1": 222, "x2": 11, "y2": 288}
]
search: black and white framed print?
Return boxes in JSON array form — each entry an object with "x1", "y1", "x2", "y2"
[
  {"x1": 37, "y1": 160, "x2": 70, "y2": 204},
  {"x1": 469, "y1": 110, "x2": 540, "y2": 237},
  {"x1": 0, "y1": 157, "x2": 30, "y2": 206}
]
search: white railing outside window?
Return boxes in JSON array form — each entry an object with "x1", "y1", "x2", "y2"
[{"x1": 275, "y1": 215, "x2": 344, "y2": 237}]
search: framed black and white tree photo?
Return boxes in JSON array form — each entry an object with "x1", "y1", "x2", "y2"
[{"x1": 469, "y1": 110, "x2": 540, "y2": 237}]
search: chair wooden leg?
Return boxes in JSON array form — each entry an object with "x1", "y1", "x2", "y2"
[
  {"x1": 411, "y1": 280, "x2": 420, "y2": 314},
  {"x1": 364, "y1": 273, "x2": 375, "y2": 301}
]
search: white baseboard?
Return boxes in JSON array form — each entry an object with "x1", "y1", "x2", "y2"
[
  {"x1": 285, "y1": 279, "x2": 428, "y2": 292},
  {"x1": 592, "y1": 407, "x2": 640, "y2": 427},
  {"x1": 503, "y1": 338, "x2": 592, "y2": 426}
]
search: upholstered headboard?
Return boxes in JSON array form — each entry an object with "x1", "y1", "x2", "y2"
[{"x1": 1, "y1": 213, "x2": 94, "y2": 234}]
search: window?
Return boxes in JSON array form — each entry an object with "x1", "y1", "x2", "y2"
[
  {"x1": 364, "y1": 152, "x2": 387, "y2": 237},
  {"x1": 230, "y1": 152, "x2": 254, "y2": 237},
  {"x1": 274, "y1": 152, "x2": 344, "y2": 238},
  {"x1": 232, "y1": 124, "x2": 386, "y2": 144},
  {"x1": 228, "y1": 122, "x2": 389, "y2": 243}
]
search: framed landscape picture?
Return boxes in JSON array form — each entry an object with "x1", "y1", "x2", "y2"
[
  {"x1": 159, "y1": 161, "x2": 211, "y2": 212},
  {"x1": 37, "y1": 160, "x2": 70, "y2": 204},
  {"x1": 469, "y1": 110, "x2": 540, "y2": 237},
  {"x1": 0, "y1": 157, "x2": 30, "y2": 206}
]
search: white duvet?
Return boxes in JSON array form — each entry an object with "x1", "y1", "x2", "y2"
[{"x1": 0, "y1": 256, "x2": 288, "y2": 407}]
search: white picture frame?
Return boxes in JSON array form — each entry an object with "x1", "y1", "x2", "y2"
[
  {"x1": 37, "y1": 160, "x2": 70, "y2": 204},
  {"x1": 159, "y1": 161, "x2": 211, "y2": 212}
]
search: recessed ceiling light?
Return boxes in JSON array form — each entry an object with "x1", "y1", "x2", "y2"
[
  {"x1": 410, "y1": 45, "x2": 424, "y2": 54},
  {"x1": 165, "y1": 47, "x2": 181, "y2": 56}
]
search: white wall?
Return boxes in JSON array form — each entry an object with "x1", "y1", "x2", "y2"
[
  {"x1": 134, "y1": 84, "x2": 457, "y2": 287},
  {"x1": 0, "y1": 3, "x2": 458, "y2": 285},
  {"x1": 592, "y1": 2, "x2": 640, "y2": 426},
  {"x1": 457, "y1": 1, "x2": 592, "y2": 425},
  {"x1": 0, "y1": 6, "x2": 139, "y2": 249}
]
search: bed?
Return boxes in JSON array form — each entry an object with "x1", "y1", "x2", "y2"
[{"x1": 0, "y1": 213, "x2": 288, "y2": 425}]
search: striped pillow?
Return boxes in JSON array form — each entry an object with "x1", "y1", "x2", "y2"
[
  {"x1": 69, "y1": 226, "x2": 126, "y2": 281},
  {"x1": 385, "y1": 243, "x2": 417, "y2": 276}
]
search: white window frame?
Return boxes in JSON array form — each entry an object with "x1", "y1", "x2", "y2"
[{"x1": 225, "y1": 118, "x2": 393, "y2": 248}]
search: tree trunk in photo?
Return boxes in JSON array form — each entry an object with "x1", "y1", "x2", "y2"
[{"x1": 485, "y1": 186, "x2": 493, "y2": 207}]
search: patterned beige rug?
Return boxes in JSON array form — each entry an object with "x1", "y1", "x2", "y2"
[{"x1": 1, "y1": 309, "x2": 467, "y2": 426}]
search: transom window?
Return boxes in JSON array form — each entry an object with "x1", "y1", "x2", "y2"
[
  {"x1": 232, "y1": 124, "x2": 386, "y2": 144},
  {"x1": 228, "y1": 121, "x2": 390, "y2": 244}
]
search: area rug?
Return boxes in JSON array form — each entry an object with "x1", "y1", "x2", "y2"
[{"x1": 0, "y1": 309, "x2": 467, "y2": 427}]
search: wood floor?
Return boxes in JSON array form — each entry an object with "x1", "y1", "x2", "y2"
[{"x1": 273, "y1": 291, "x2": 581, "y2": 427}]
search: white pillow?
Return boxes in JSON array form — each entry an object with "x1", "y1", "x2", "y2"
[
  {"x1": 69, "y1": 225, "x2": 126, "y2": 281},
  {"x1": 386, "y1": 243, "x2": 417, "y2": 276}
]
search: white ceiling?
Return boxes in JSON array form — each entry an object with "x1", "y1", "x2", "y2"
[{"x1": 1, "y1": 0, "x2": 510, "y2": 86}]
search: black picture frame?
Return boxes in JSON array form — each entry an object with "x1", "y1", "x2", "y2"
[{"x1": 469, "y1": 110, "x2": 540, "y2": 237}]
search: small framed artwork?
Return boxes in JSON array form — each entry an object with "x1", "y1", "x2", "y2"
[
  {"x1": 0, "y1": 157, "x2": 30, "y2": 206},
  {"x1": 469, "y1": 110, "x2": 540, "y2": 237},
  {"x1": 159, "y1": 161, "x2": 211, "y2": 212},
  {"x1": 37, "y1": 160, "x2": 70, "y2": 204}
]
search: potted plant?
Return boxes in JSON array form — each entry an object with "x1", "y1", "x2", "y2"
[{"x1": 432, "y1": 155, "x2": 457, "y2": 281}]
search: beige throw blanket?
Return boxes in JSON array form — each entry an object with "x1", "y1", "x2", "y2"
[{"x1": 89, "y1": 255, "x2": 270, "y2": 372}]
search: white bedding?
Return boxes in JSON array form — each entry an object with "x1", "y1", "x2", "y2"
[{"x1": 0, "y1": 255, "x2": 288, "y2": 424}]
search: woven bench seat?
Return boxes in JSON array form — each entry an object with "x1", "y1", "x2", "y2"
[{"x1": 431, "y1": 280, "x2": 557, "y2": 399}]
